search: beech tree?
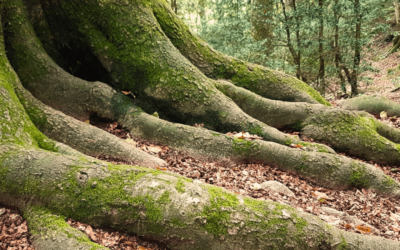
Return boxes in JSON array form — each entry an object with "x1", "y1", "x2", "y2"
[{"x1": 2, "y1": 0, "x2": 400, "y2": 249}]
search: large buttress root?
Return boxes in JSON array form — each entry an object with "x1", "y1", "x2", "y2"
[
  {"x1": 1, "y1": 146, "x2": 400, "y2": 250},
  {"x1": 7, "y1": 0, "x2": 400, "y2": 195},
  {"x1": 6, "y1": 0, "x2": 333, "y2": 153},
  {"x1": 13, "y1": 80, "x2": 167, "y2": 168},
  {"x1": 149, "y1": 0, "x2": 330, "y2": 105},
  {"x1": 216, "y1": 80, "x2": 400, "y2": 165},
  {"x1": 1, "y1": 2, "x2": 400, "y2": 249}
]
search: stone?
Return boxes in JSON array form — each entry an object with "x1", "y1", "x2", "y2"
[{"x1": 260, "y1": 181, "x2": 295, "y2": 197}]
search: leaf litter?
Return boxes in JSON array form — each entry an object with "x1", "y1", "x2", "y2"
[
  {"x1": 0, "y1": 207, "x2": 33, "y2": 250},
  {"x1": 87, "y1": 117, "x2": 400, "y2": 241},
  {"x1": 7, "y1": 114, "x2": 400, "y2": 249}
]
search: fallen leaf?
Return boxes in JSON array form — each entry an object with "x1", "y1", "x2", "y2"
[
  {"x1": 356, "y1": 225, "x2": 371, "y2": 234},
  {"x1": 84, "y1": 120, "x2": 90, "y2": 124},
  {"x1": 345, "y1": 223, "x2": 352, "y2": 229},
  {"x1": 121, "y1": 91, "x2": 131, "y2": 95},
  {"x1": 380, "y1": 111, "x2": 387, "y2": 119}
]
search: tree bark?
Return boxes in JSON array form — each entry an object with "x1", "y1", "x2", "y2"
[
  {"x1": 317, "y1": 0, "x2": 325, "y2": 95},
  {"x1": 252, "y1": 0, "x2": 274, "y2": 54},
  {"x1": 395, "y1": 1, "x2": 400, "y2": 24},
  {"x1": 1, "y1": 0, "x2": 400, "y2": 249}
]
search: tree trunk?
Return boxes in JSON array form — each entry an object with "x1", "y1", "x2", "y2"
[
  {"x1": 1, "y1": 0, "x2": 400, "y2": 249},
  {"x1": 318, "y1": 0, "x2": 325, "y2": 95},
  {"x1": 351, "y1": 0, "x2": 362, "y2": 97},
  {"x1": 171, "y1": 0, "x2": 178, "y2": 14},
  {"x1": 395, "y1": 1, "x2": 400, "y2": 24},
  {"x1": 252, "y1": 0, "x2": 274, "y2": 54}
]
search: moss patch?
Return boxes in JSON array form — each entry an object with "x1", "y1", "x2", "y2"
[
  {"x1": 232, "y1": 138, "x2": 260, "y2": 158},
  {"x1": 349, "y1": 164, "x2": 369, "y2": 188},
  {"x1": 175, "y1": 179, "x2": 185, "y2": 193},
  {"x1": 199, "y1": 185, "x2": 309, "y2": 247},
  {"x1": 24, "y1": 206, "x2": 104, "y2": 250}
]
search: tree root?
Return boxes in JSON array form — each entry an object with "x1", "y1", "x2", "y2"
[
  {"x1": 4, "y1": 1, "x2": 333, "y2": 154},
  {"x1": 216, "y1": 80, "x2": 400, "y2": 165},
  {"x1": 13, "y1": 79, "x2": 167, "y2": 168},
  {"x1": 6, "y1": 1, "x2": 400, "y2": 193},
  {"x1": 24, "y1": 205, "x2": 108, "y2": 250},
  {"x1": 1, "y1": 146, "x2": 400, "y2": 249},
  {"x1": 7, "y1": 70, "x2": 400, "y2": 195},
  {"x1": 150, "y1": 0, "x2": 330, "y2": 106},
  {"x1": 1, "y1": 1, "x2": 400, "y2": 247},
  {"x1": 337, "y1": 95, "x2": 400, "y2": 117}
]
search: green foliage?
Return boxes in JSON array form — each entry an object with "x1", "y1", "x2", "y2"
[{"x1": 174, "y1": 0, "x2": 389, "y2": 96}]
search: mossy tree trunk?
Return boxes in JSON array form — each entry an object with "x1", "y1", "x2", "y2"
[{"x1": 1, "y1": 0, "x2": 400, "y2": 249}]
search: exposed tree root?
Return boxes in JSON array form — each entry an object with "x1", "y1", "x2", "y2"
[
  {"x1": 2, "y1": 0, "x2": 400, "y2": 248},
  {"x1": 150, "y1": 0, "x2": 330, "y2": 105},
  {"x1": 24, "y1": 205, "x2": 108, "y2": 250},
  {"x1": 1, "y1": 145, "x2": 400, "y2": 249},
  {"x1": 13, "y1": 79, "x2": 167, "y2": 168},
  {"x1": 337, "y1": 95, "x2": 400, "y2": 117},
  {"x1": 5, "y1": 0, "x2": 400, "y2": 194},
  {"x1": 216, "y1": 80, "x2": 400, "y2": 165},
  {"x1": 5, "y1": 1, "x2": 335, "y2": 152}
]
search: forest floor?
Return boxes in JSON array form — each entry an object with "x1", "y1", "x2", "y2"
[{"x1": 3, "y1": 36, "x2": 400, "y2": 250}]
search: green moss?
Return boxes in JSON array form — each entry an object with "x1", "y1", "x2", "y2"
[
  {"x1": 24, "y1": 106, "x2": 49, "y2": 130},
  {"x1": 29, "y1": 129, "x2": 58, "y2": 152},
  {"x1": 295, "y1": 164, "x2": 309, "y2": 172},
  {"x1": 288, "y1": 121, "x2": 305, "y2": 131},
  {"x1": 382, "y1": 175, "x2": 396, "y2": 188},
  {"x1": 349, "y1": 164, "x2": 369, "y2": 188},
  {"x1": 25, "y1": 206, "x2": 104, "y2": 250},
  {"x1": 198, "y1": 185, "x2": 309, "y2": 247},
  {"x1": 0, "y1": 162, "x2": 178, "y2": 235},
  {"x1": 171, "y1": 218, "x2": 187, "y2": 227},
  {"x1": 232, "y1": 138, "x2": 259, "y2": 157},
  {"x1": 175, "y1": 179, "x2": 185, "y2": 193},
  {"x1": 199, "y1": 186, "x2": 240, "y2": 236},
  {"x1": 337, "y1": 236, "x2": 349, "y2": 250},
  {"x1": 246, "y1": 124, "x2": 263, "y2": 137}
]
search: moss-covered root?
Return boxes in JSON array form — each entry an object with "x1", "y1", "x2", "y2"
[
  {"x1": 3, "y1": 2, "x2": 333, "y2": 154},
  {"x1": 215, "y1": 79, "x2": 327, "y2": 129},
  {"x1": 216, "y1": 80, "x2": 400, "y2": 165},
  {"x1": 14, "y1": 80, "x2": 167, "y2": 168},
  {"x1": 301, "y1": 109, "x2": 400, "y2": 165},
  {"x1": 24, "y1": 206, "x2": 108, "y2": 250},
  {"x1": 1, "y1": 148, "x2": 400, "y2": 250},
  {"x1": 150, "y1": 0, "x2": 330, "y2": 106},
  {"x1": 337, "y1": 95, "x2": 400, "y2": 117}
]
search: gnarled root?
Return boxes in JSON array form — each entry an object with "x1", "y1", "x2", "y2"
[
  {"x1": 216, "y1": 80, "x2": 400, "y2": 165},
  {"x1": 337, "y1": 95, "x2": 400, "y2": 117},
  {"x1": 13, "y1": 80, "x2": 167, "y2": 168},
  {"x1": 1, "y1": 146, "x2": 400, "y2": 250}
]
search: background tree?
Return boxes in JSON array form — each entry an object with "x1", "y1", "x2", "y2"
[{"x1": 177, "y1": 0, "x2": 387, "y2": 96}]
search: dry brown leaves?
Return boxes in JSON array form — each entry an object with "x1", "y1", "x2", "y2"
[
  {"x1": 87, "y1": 116, "x2": 400, "y2": 241},
  {"x1": 0, "y1": 207, "x2": 33, "y2": 250},
  {"x1": 67, "y1": 219, "x2": 167, "y2": 250},
  {"x1": 128, "y1": 134, "x2": 400, "y2": 240}
]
